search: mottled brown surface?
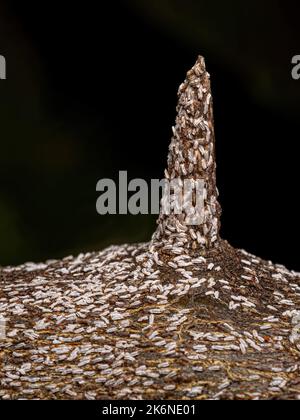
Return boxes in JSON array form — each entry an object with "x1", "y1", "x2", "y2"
[
  {"x1": 1, "y1": 242, "x2": 300, "y2": 400},
  {"x1": 0, "y1": 57, "x2": 299, "y2": 400}
]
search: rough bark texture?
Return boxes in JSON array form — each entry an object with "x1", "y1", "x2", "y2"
[
  {"x1": 0, "y1": 57, "x2": 300, "y2": 400},
  {"x1": 152, "y1": 56, "x2": 221, "y2": 251}
]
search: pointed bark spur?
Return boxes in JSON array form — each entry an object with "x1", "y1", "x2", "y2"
[{"x1": 151, "y1": 56, "x2": 221, "y2": 253}]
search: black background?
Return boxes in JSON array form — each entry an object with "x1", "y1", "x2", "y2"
[{"x1": 0, "y1": 0, "x2": 299, "y2": 270}]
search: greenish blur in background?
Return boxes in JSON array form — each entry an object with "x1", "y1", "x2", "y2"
[{"x1": 0, "y1": 0, "x2": 299, "y2": 269}]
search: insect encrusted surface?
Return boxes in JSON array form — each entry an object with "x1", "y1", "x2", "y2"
[{"x1": 1, "y1": 57, "x2": 300, "y2": 400}]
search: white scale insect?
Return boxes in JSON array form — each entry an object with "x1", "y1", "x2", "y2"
[{"x1": 0, "y1": 316, "x2": 6, "y2": 340}]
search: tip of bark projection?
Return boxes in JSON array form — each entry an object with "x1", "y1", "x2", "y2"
[{"x1": 151, "y1": 56, "x2": 221, "y2": 255}]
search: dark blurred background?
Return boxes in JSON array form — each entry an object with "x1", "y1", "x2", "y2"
[{"x1": 0, "y1": 0, "x2": 299, "y2": 270}]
